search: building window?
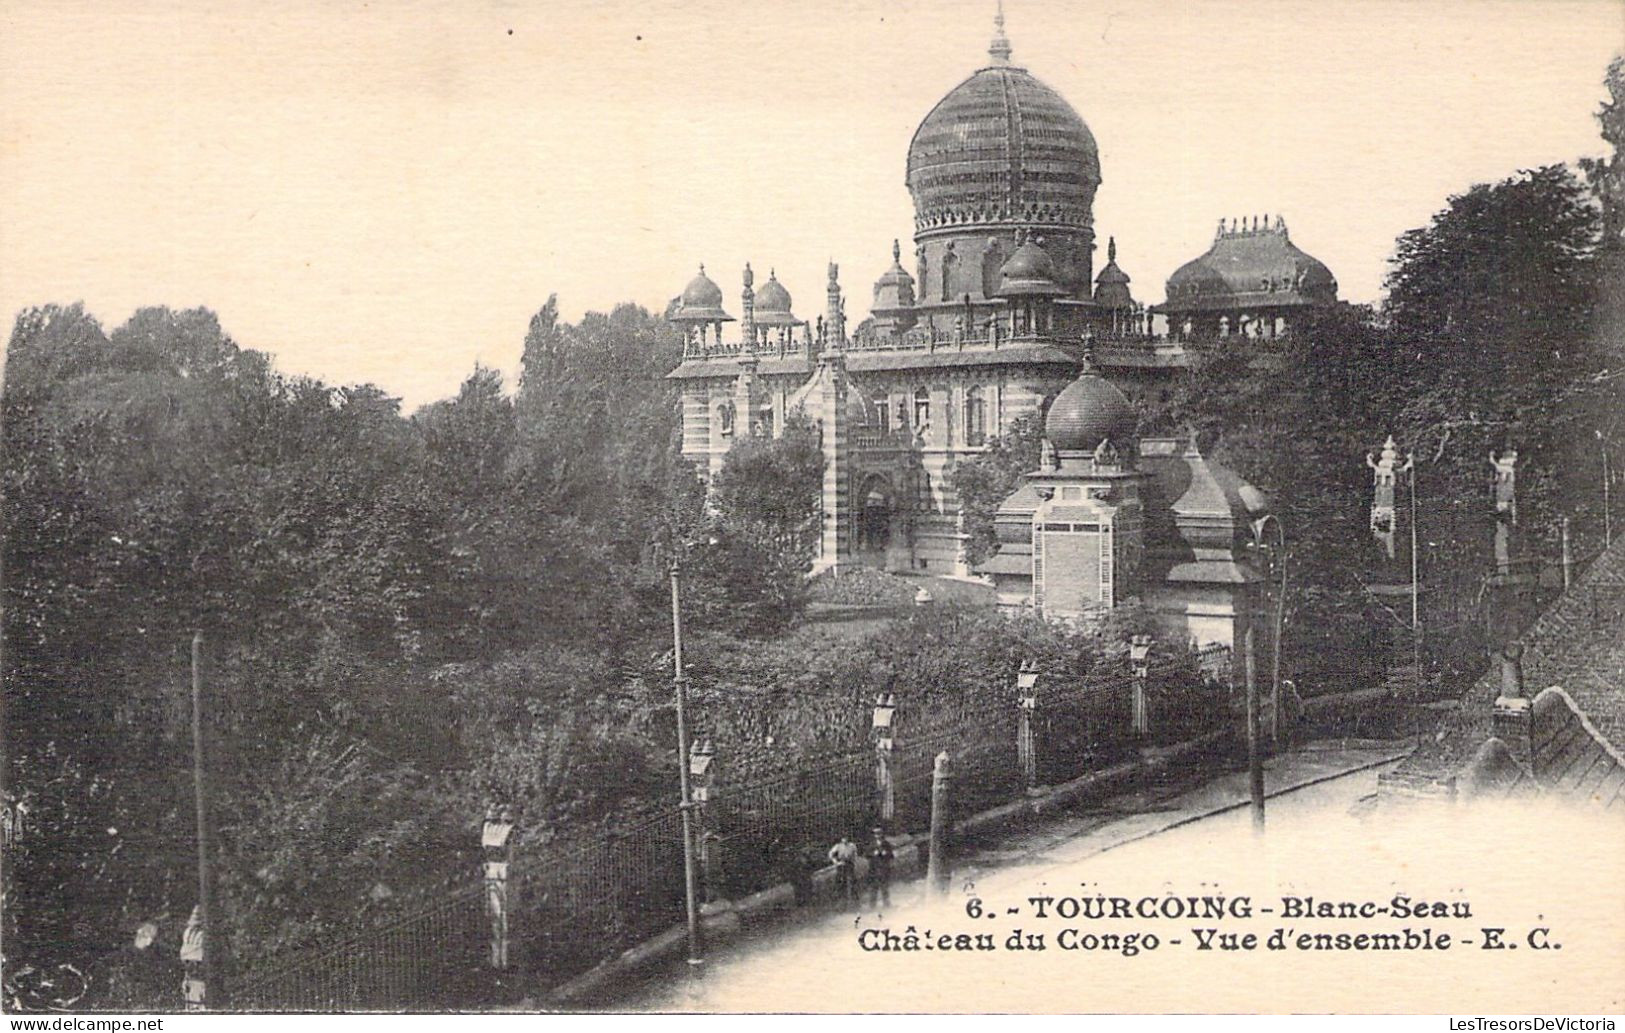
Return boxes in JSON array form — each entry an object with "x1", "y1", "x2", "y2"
[
  {"x1": 913, "y1": 388, "x2": 931, "y2": 433},
  {"x1": 872, "y1": 392, "x2": 890, "y2": 432},
  {"x1": 965, "y1": 386, "x2": 986, "y2": 447},
  {"x1": 718, "y1": 401, "x2": 736, "y2": 437}
]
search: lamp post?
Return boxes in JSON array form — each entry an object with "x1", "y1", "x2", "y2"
[
  {"x1": 189, "y1": 631, "x2": 223, "y2": 1010},
  {"x1": 668, "y1": 559, "x2": 703, "y2": 967},
  {"x1": 1600, "y1": 430, "x2": 1613, "y2": 548},
  {"x1": 1252, "y1": 515, "x2": 1287, "y2": 747}
]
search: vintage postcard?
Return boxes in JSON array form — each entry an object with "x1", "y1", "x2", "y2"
[{"x1": 2, "y1": 0, "x2": 1623, "y2": 1018}]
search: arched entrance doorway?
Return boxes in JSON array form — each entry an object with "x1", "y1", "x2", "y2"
[{"x1": 857, "y1": 475, "x2": 893, "y2": 569}]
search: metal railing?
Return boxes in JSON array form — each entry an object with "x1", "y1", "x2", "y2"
[{"x1": 230, "y1": 654, "x2": 1224, "y2": 1009}]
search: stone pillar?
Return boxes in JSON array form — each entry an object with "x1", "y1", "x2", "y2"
[
  {"x1": 813, "y1": 262, "x2": 852, "y2": 574},
  {"x1": 1491, "y1": 448, "x2": 1518, "y2": 576},
  {"x1": 481, "y1": 806, "x2": 516, "y2": 971},
  {"x1": 1130, "y1": 635, "x2": 1152, "y2": 737},
  {"x1": 872, "y1": 693, "x2": 897, "y2": 824},
  {"x1": 740, "y1": 263, "x2": 756, "y2": 351},
  {"x1": 734, "y1": 355, "x2": 758, "y2": 438},
  {"x1": 1015, "y1": 661, "x2": 1040, "y2": 789},
  {"x1": 1491, "y1": 644, "x2": 1532, "y2": 771},
  {"x1": 180, "y1": 905, "x2": 205, "y2": 1011}
]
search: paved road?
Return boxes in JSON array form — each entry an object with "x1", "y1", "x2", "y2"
[{"x1": 600, "y1": 741, "x2": 1408, "y2": 1013}]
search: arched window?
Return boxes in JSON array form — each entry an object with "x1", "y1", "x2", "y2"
[
  {"x1": 718, "y1": 400, "x2": 736, "y2": 437},
  {"x1": 872, "y1": 392, "x2": 890, "y2": 433},
  {"x1": 913, "y1": 388, "x2": 931, "y2": 434},
  {"x1": 965, "y1": 386, "x2": 986, "y2": 447}
]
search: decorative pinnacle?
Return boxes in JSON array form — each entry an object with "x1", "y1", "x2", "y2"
[
  {"x1": 989, "y1": 0, "x2": 1012, "y2": 64},
  {"x1": 1107, "y1": 236, "x2": 1117, "y2": 263},
  {"x1": 892, "y1": 238, "x2": 901, "y2": 263}
]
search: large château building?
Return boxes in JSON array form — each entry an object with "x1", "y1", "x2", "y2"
[{"x1": 664, "y1": 7, "x2": 1334, "y2": 655}]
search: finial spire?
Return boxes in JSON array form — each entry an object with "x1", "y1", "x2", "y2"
[
  {"x1": 988, "y1": 0, "x2": 1012, "y2": 65},
  {"x1": 1107, "y1": 236, "x2": 1117, "y2": 263},
  {"x1": 892, "y1": 238, "x2": 901, "y2": 263}
]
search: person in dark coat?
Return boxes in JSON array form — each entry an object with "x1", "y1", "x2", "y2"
[{"x1": 866, "y1": 827, "x2": 895, "y2": 909}]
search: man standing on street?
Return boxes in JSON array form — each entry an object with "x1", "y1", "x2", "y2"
[
  {"x1": 867, "y1": 827, "x2": 895, "y2": 910},
  {"x1": 828, "y1": 833, "x2": 860, "y2": 907}
]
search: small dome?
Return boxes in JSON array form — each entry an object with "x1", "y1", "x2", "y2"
[
  {"x1": 873, "y1": 239, "x2": 917, "y2": 312},
  {"x1": 1094, "y1": 238, "x2": 1133, "y2": 309},
  {"x1": 754, "y1": 270, "x2": 798, "y2": 326},
  {"x1": 997, "y1": 235, "x2": 1065, "y2": 296},
  {"x1": 682, "y1": 265, "x2": 722, "y2": 308},
  {"x1": 1044, "y1": 371, "x2": 1136, "y2": 452},
  {"x1": 755, "y1": 273, "x2": 791, "y2": 314},
  {"x1": 672, "y1": 265, "x2": 733, "y2": 322}
]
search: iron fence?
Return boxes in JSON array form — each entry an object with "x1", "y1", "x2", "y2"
[{"x1": 230, "y1": 653, "x2": 1225, "y2": 1009}]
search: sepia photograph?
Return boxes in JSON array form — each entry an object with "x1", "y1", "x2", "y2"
[{"x1": 2, "y1": 0, "x2": 1623, "y2": 1018}]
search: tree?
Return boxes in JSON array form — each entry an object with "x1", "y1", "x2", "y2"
[
  {"x1": 1579, "y1": 55, "x2": 1625, "y2": 255},
  {"x1": 948, "y1": 414, "x2": 1044, "y2": 566},
  {"x1": 710, "y1": 411, "x2": 823, "y2": 560},
  {"x1": 1384, "y1": 165, "x2": 1601, "y2": 381}
]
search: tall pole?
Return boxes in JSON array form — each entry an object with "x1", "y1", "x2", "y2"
[
  {"x1": 1408, "y1": 459, "x2": 1419, "y2": 632},
  {"x1": 1243, "y1": 625, "x2": 1264, "y2": 833},
  {"x1": 1269, "y1": 518, "x2": 1287, "y2": 747},
  {"x1": 190, "y1": 632, "x2": 223, "y2": 1009},
  {"x1": 1561, "y1": 516, "x2": 1574, "y2": 591},
  {"x1": 1604, "y1": 441, "x2": 1613, "y2": 548},
  {"x1": 926, "y1": 752, "x2": 952, "y2": 894},
  {"x1": 669, "y1": 562, "x2": 703, "y2": 966}
]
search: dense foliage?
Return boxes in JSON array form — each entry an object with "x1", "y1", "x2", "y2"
[
  {"x1": 0, "y1": 298, "x2": 806, "y2": 1004},
  {"x1": 948, "y1": 413, "x2": 1044, "y2": 566}
]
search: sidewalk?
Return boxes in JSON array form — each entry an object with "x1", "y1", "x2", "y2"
[{"x1": 566, "y1": 737, "x2": 1413, "y2": 1010}]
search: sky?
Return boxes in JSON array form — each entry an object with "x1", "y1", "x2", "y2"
[{"x1": 2, "y1": 0, "x2": 1621, "y2": 411}]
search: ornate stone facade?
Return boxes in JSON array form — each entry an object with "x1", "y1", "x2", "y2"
[{"x1": 664, "y1": 7, "x2": 1332, "y2": 579}]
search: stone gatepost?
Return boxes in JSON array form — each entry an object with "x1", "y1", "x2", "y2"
[
  {"x1": 1015, "y1": 661, "x2": 1041, "y2": 789},
  {"x1": 1130, "y1": 635, "x2": 1152, "y2": 738},
  {"x1": 481, "y1": 805, "x2": 515, "y2": 971},
  {"x1": 1491, "y1": 644, "x2": 1532, "y2": 771},
  {"x1": 872, "y1": 693, "x2": 898, "y2": 824}
]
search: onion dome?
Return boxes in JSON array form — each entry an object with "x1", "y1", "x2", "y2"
[
  {"x1": 754, "y1": 269, "x2": 798, "y2": 326},
  {"x1": 1093, "y1": 236, "x2": 1133, "y2": 310},
  {"x1": 1161, "y1": 216, "x2": 1337, "y2": 312},
  {"x1": 906, "y1": 11, "x2": 1100, "y2": 233},
  {"x1": 1044, "y1": 369, "x2": 1136, "y2": 452},
  {"x1": 996, "y1": 233, "x2": 1065, "y2": 296},
  {"x1": 671, "y1": 264, "x2": 734, "y2": 322},
  {"x1": 872, "y1": 239, "x2": 917, "y2": 310}
]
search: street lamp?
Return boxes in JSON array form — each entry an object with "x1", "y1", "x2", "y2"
[
  {"x1": 1599, "y1": 430, "x2": 1613, "y2": 548},
  {"x1": 1251, "y1": 515, "x2": 1287, "y2": 746},
  {"x1": 668, "y1": 557, "x2": 703, "y2": 967}
]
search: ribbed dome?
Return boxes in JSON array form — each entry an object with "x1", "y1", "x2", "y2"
[
  {"x1": 1044, "y1": 372, "x2": 1136, "y2": 452},
  {"x1": 906, "y1": 57, "x2": 1100, "y2": 233},
  {"x1": 996, "y1": 236, "x2": 1064, "y2": 296},
  {"x1": 673, "y1": 265, "x2": 732, "y2": 322}
]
